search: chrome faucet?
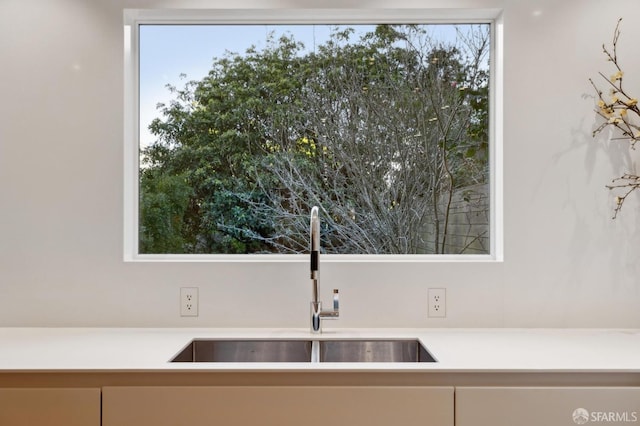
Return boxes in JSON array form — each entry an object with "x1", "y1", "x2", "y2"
[{"x1": 309, "y1": 206, "x2": 339, "y2": 333}]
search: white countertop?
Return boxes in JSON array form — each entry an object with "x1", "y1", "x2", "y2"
[{"x1": 1, "y1": 328, "x2": 639, "y2": 373}]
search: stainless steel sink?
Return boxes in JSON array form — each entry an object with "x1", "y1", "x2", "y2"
[
  {"x1": 171, "y1": 339, "x2": 313, "y2": 363},
  {"x1": 170, "y1": 338, "x2": 436, "y2": 363},
  {"x1": 319, "y1": 339, "x2": 436, "y2": 363}
]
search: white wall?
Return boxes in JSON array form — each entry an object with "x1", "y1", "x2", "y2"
[{"x1": 1, "y1": 0, "x2": 639, "y2": 328}]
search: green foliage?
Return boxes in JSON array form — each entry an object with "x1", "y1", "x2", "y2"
[{"x1": 139, "y1": 171, "x2": 192, "y2": 253}]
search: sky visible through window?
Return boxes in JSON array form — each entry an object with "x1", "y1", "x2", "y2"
[{"x1": 137, "y1": 23, "x2": 490, "y2": 255}]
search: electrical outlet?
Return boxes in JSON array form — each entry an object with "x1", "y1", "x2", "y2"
[
  {"x1": 428, "y1": 288, "x2": 446, "y2": 318},
  {"x1": 180, "y1": 287, "x2": 199, "y2": 317}
]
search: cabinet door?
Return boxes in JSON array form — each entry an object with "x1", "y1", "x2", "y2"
[
  {"x1": 456, "y1": 387, "x2": 640, "y2": 426},
  {"x1": 0, "y1": 388, "x2": 100, "y2": 426},
  {"x1": 103, "y1": 385, "x2": 453, "y2": 426}
]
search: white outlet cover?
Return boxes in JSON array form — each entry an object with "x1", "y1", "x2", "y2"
[
  {"x1": 180, "y1": 287, "x2": 199, "y2": 317},
  {"x1": 428, "y1": 288, "x2": 446, "y2": 318}
]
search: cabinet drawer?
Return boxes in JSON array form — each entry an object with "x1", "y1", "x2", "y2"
[
  {"x1": 103, "y1": 385, "x2": 453, "y2": 426},
  {"x1": 0, "y1": 388, "x2": 100, "y2": 426},
  {"x1": 456, "y1": 387, "x2": 640, "y2": 426}
]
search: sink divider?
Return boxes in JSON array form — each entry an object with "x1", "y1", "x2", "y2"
[{"x1": 310, "y1": 340, "x2": 320, "y2": 363}]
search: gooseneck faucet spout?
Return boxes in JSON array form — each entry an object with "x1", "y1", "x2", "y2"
[{"x1": 309, "y1": 206, "x2": 339, "y2": 334}]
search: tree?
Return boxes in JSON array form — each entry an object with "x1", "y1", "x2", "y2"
[
  {"x1": 254, "y1": 25, "x2": 491, "y2": 253},
  {"x1": 142, "y1": 34, "x2": 309, "y2": 253}
]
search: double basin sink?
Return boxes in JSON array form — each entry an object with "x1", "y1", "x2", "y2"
[{"x1": 171, "y1": 339, "x2": 436, "y2": 363}]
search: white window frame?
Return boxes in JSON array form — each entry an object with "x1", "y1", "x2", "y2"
[{"x1": 123, "y1": 8, "x2": 503, "y2": 263}]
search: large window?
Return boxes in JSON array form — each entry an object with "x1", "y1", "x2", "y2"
[{"x1": 124, "y1": 9, "x2": 503, "y2": 261}]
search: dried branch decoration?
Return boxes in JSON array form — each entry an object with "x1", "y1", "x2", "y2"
[{"x1": 589, "y1": 18, "x2": 640, "y2": 218}]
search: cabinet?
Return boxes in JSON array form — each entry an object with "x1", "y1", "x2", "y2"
[
  {"x1": 103, "y1": 385, "x2": 453, "y2": 426},
  {"x1": 0, "y1": 388, "x2": 100, "y2": 426},
  {"x1": 455, "y1": 387, "x2": 640, "y2": 426}
]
